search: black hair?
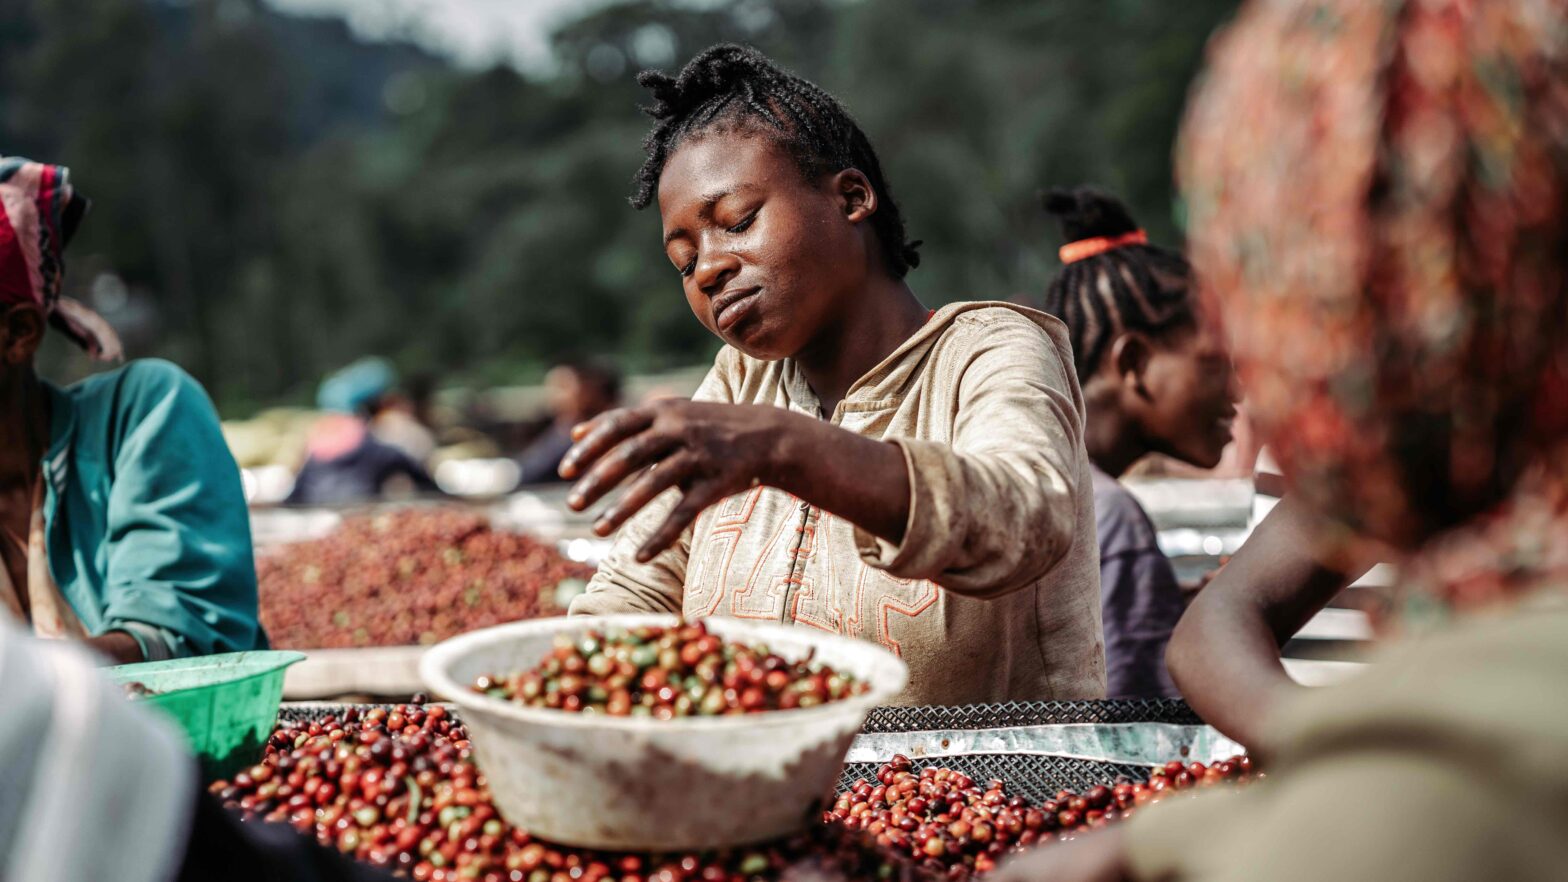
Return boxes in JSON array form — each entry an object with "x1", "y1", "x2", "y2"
[
  {"x1": 630, "y1": 44, "x2": 921, "y2": 277},
  {"x1": 61, "y1": 193, "x2": 88, "y2": 247},
  {"x1": 557, "y1": 357, "x2": 622, "y2": 404},
  {"x1": 1041, "y1": 186, "x2": 1196, "y2": 383}
]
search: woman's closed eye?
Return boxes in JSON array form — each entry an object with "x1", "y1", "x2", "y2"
[
  {"x1": 726, "y1": 209, "x2": 758, "y2": 234},
  {"x1": 673, "y1": 207, "x2": 758, "y2": 276}
]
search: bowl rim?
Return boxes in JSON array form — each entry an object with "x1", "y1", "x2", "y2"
[
  {"x1": 419, "y1": 614, "x2": 908, "y2": 732},
  {"x1": 104, "y1": 650, "x2": 307, "y2": 692}
]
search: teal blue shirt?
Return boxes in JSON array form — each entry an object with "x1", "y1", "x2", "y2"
[{"x1": 41, "y1": 359, "x2": 265, "y2": 658}]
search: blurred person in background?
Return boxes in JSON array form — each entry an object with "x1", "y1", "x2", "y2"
[
  {"x1": 0, "y1": 157, "x2": 263, "y2": 662},
  {"x1": 0, "y1": 616, "x2": 396, "y2": 881},
  {"x1": 367, "y1": 371, "x2": 439, "y2": 465},
  {"x1": 286, "y1": 357, "x2": 440, "y2": 506},
  {"x1": 999, "y1": 0, "x2": 1568, "y2": 878},
  {"x1": 514, "y1": 358, "x2": 621, "y2": 486},
  {"x1": 1040, "y1": 186, "x2": 1238, "y2": 699},
  {"x1": 562, "y1": 45, "x2": 1105, "y2": 705}
]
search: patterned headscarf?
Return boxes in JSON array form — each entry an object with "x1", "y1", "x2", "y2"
[
  {"x1": 0, "y1": 157, "x2": 121, "y2": 360},
  {"x1": 1179, "y1": 0, "x2": 1568, "y2": 550}
]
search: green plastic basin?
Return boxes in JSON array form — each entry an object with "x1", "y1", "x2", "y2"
[{"x1": 107, "y1": 650, "x2": 305, "y2": 780}]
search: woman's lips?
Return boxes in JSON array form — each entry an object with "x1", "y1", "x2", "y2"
[{"x1": 713, "y1": 287, "x2": 762, "y2": 332}]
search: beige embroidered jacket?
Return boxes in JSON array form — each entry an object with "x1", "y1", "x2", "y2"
[{"x1": 570, "y1": 302, "x2": 1107, "y2": 704}]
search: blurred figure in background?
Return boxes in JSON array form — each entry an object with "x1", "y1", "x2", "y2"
[
  {"x1": 286, "y1": 357, "x2": 439, "y2": 506},
  {"x1": 1040, "y1": 186, "x2": 1237, "y2": 699},
  {"x1": 1001, "y1": 0, "x2": 1568, "y2": 878},
  {"x1": 0, "y1": 157, "x2": 262, "y2": 662},
  {"x1": 367, "y1": 371, "x2": 439, "y2": 465},
  {"x1": 514, "y1": 358, "x2": 621, "y2": 486}
]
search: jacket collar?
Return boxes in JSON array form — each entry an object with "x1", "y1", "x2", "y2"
[
  {"x1": 40, "y1": 380, "x2": 74, "y2": 494},
  {"x1": 777, "y1": 300, "x2": 1063, "y2": 419}
]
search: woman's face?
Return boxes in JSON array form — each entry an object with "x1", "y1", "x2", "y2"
[
  {"x1": 656, "y1": 131, "x2": 872, "y2": 361},
  {"x1": 1137, "y1": 321, "x2": 1239, "y2": 470}
]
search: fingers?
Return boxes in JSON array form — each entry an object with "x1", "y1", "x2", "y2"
[
  {"x1": 593, "y1": 453, "x2": 695, "y2": 536},
  {"x1": 636, "y1": 481, "x2": 725, "y2": 563},
  {"x1": 567, "y1": 430, "x2": 679, "y2": 511},
  {"x1": 559, "y1": 408, "x2": 655, "y2": 481}
]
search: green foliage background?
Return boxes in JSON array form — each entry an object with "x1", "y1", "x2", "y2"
[{"x1": 0, "y1": 0, "x2": 1238, "y2": 415}]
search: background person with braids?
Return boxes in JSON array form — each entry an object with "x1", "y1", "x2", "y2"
[
  {"x1": 1043, "y1": 191, "x2": 1376, "y2": 737},
  {"x1": 1040, "y1": 187, "x2": 1238, "y2": 699},
  {"x1": 563, "y1": 44, "x2": 1106, "y2": 705},
  {"x1": 998, "y1": 0, "x2": 1568, "y2": 878}
]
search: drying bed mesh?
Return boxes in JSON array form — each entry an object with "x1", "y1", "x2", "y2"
[
  {"x1": 279, "y1": 700, "x2": 1200, "y2": 800},
  {"x1": 860, "y1": 699, "x2": 1202, "y2": 732},
  {"x1": 838, "y1": 755, "x2": 1153, "y2": 802},
  {"x1": 282, "y1": 699, "x2": 1202, "y2": 731}
]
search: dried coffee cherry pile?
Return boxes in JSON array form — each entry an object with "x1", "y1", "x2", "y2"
[
  {"x1": 212, "y1": 703, "x2": 934, "y2": 882},
  {"x1": 830, "y1": 754, "x2": 1257, "y2": 876},
  {"x1": 212, "y1": 704, "x2": 1257, "y2": 882},
  {"x1": 258, "y1": 508, "x2": 592, "y2": 648},
  {"x1": 472, "y1": 620, "x2": 870, "y2": 717}
]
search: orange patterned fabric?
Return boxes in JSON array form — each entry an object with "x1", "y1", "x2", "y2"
[{"x1": 1178, "y1": 0, "x2": 1568, "y2": 612}]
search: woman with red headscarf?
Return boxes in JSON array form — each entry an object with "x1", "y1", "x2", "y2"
[
  {"x1": 998, "y1": 0, "x2": 1568, "y2": 879},
  {"x1": 0, "y1": 157, "x2": 262, "y2": 662}
]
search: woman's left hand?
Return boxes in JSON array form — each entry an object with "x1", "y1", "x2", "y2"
[{"x1": 559, "y1": 400, "x2": 793, "y2": 562}]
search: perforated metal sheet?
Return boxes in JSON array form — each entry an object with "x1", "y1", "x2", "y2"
[
  {"x1": 846, "y1": 700, "x2": 1205, "y2": 800},
  {"x1": 281, "y1": 699, "x2": 1203, "y2": 729},
  {"x1": 860, "y1": 699, "x2": 1203, "y2": 732},
  {"x1": 279, "y1": 700, "x2": 1209, "y2": 802},
  {"x1": 837, "y1": 755, "x2": 1152, "y2": 801}
]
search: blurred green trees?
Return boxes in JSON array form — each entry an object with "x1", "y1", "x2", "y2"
[{"x1": 0, "y1": 0, "x2": 1236, "y2": 413}]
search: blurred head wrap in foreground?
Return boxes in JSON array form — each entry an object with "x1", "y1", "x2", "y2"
[{"x1": 1178, "y1": 0, "x2": 1568, "y2": 609}]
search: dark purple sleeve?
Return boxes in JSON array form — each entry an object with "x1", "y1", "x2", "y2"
[
  {"x1": 1098, "y1": 545, "x2": 1184, "y2": 698},
  {"x1": 514, "y1": 425, "x2": 575, "y2": 486}
]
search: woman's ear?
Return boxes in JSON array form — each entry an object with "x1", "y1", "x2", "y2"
[
  {"x1": 832, "y1": 169, "x2": 879, "y2": 223},
  {"x1": 1109, "y1": 331, "x2": 1154, "y2": 397},
  {"x1": 1, "y1": 304, "x2": 46, "y2": 366}
]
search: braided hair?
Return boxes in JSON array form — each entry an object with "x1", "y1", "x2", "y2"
[
  {"x1": 630, "y1": 44, "x2": 921, "y2": 277},
  {"x1": 1041, "y1": 186, "x2": 1195, "y2": 383}
]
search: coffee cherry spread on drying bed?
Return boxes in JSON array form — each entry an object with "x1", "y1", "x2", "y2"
[
  {"x1": 828, "y1": 753, "x2": 1257, "y2": 876},
  {"x1": 211, "y1": 702, "x2": 1258, "y2": 882},
  {"x1": 258, "y1": 508, "x2": 593, "y2": 649},
  {"x1": 212, "y1": 702, "x2": 935, "y2": 882}
]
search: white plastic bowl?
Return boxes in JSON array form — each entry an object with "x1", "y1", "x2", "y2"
[{"x1": 419, "y1": 614, "x2": 907, "y2": 851}]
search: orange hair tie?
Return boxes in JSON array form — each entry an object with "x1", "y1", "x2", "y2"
[{"x1": 1058, "y1": 229, "x2": 1148, "y2": 264}]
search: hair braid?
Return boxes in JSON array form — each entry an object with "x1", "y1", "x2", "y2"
[
  {"x1": 1041, "y1": 186, "x2": 1195, "y2": 382},
  {"x1": 631, "y1": 44, "x2": 921, "y2": 277}
]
